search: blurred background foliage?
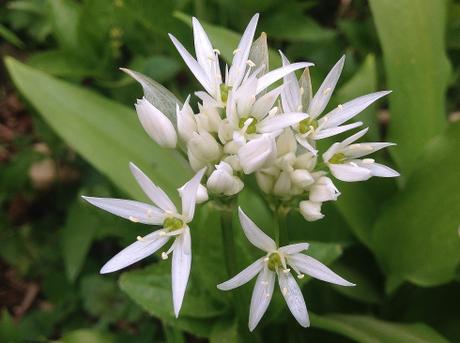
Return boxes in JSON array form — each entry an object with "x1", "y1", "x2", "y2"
[{"x1": 1, "y1": 0, "x2": 460, "y2": 342}]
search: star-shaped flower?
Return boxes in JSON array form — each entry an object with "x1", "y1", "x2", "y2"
[
  {"x1": 217, "y1": 208, "x2": 354, "y2": 331},
  {"x1": 82, "y1": 163, "x2": 205, "y2": 317}
]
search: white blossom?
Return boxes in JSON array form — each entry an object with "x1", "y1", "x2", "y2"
[
  {"x1": 207, "y1": 161, "x2": 244, "y2": 196},
  {"x1": 82, "y1": 163, "x2": 206, "y2": 317},
  {"x1": 299, "y1": 200, "x2": 324, "y2": 222},
  {"x1": 217, "y1": 208, "x2": 354, "y2": 331}
]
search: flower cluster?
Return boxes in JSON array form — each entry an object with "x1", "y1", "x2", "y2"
[
  {"x1": 83, "y1": 13, "x2": 400, "y2": 332},
  {"x1": 133, "y1": 14, "x2": 398, "y2": 219}
]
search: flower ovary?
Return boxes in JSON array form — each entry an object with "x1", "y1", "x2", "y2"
[
  {"x1": 299, "y1": 117, "x2": 318, "y2": 134},
  {"x1": 267, "y1": 252, "x2": 281, "y2": 272},
  {"x1": 239, "y1": 115, "x2": 258, "y2": 134},
  {"x1": 163, "y1": 217, "x2": 184, "y2": 231},
  {"x1": 328, "y1": 152, "x2": 346, "y2": 164}
]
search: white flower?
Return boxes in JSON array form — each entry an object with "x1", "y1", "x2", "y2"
[
  {"x1": 217, "y1": 208, "x2": 354, "y2": 331},
  {"x1": 135, "y1": 97, "x2": 177, "y2": 148},
  {"x1": 82, "y1": 163, "x2": 206, "y2": 317},
  {"x1": 238, "y1": 134, "x2": 276, "y2": 174},
  {"x1": 280, "y1": 54, "x2": 390, "y2": 154},
  {"x1": 187, "y1": 131, "x2": 222, "y2": 169},
  {"x1": 309, "y1": 175, "x2": 340, "y2": 202},
  {"x1": 176, "y1": 96, "x2": 197, "y2": 143},
  {"x1": 299, "y1": 200, "x2": 324, "y2": 222},
  {"x1": 207, "y1": 161, "x2": 244, "y2": 196},
  {"x1": 323, "y1": 128, "x2": 400, "y2": 182}
]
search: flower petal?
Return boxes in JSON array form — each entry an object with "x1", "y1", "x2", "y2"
[
  {"x1": 280, "y1": 51, "x2": 301, "y2": 113},
  {"x1": 344, "y1": 142, "x2": 396, "y2": 159},
  {"x1": 323, "y1": 91, "x2": 391, "y2": 129},
  {"x1": 279, "y1": 243, "x2": 310, "y2": 255},
  {"x1": 181, "y1": 168, "x2": 206, "y2": 222},
  {"x1": 256, "y1": 62, "x2": 314, "y2": 95},
  {"x1": 100, "y1": 231, "x2": 169, "y2": 274},
  {"x1": 252, "y1": 85, "x2": 283, "y2": 119},
  {"x1": 313, "y1": 121, "x2": 363, "y2": 140},
  {"x1": 278, "y1": 271, "x2": 310, "y2": 327},
  {"x1": 357, "y1": 161, "x2": 400, "y2": 178},
  {"x1": 329, "y1": 163, "x2": 372, "y2": 182},
  {"x1": 192, "y1": 17, "x2": 215, "y2": 79},
  {"x1": 249, "y1": 266, "x2": 275, "y2": 331},
  {"x1": 217, "y1": 258, "x2": 265, "y2": 291},
  {"x1": 169, "y1": 34, "x2": 212, "y2": 94},
  {"x1": 308, "y1": 56, "x2": 345, "y2": 118},
  {"x1": 172, "y1": 227, "x2": 192, "y2": 317},
  {"x1": 82, "y1": 196, "x2": 164, "y2": 225},
  {"x1": 238, "y1": 207, "x2": 277, "y2": 252},
  {"x1": 129, "y1": 162, "x2": 177, "y2": 213},
  {"x1": 288, "y1": 253, "x2": 355, "y2": 286},
  {"x1": 258, "y1": 112, "x2": 308, "y2": 133}
]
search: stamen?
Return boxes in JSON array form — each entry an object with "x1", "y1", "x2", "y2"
[
  {"x1": 300, "y1": 87, "x2": 305, "y2": 95},
  {"x1": 213, "y1": 48, "x2": 221, "y2": 54},
  {"x1": 338, "y1": 104, "x2": 343, "y2": 110},
  {"x1": 283, "y1": 268, "x2": 291, "y2": 274},
  {"x1": 246, "y1": 60, "x2": 256, "y2": 67},
  {"x1": 136, "y1": 235, "x2": 144, "y2": 241},
  {"x1": 233, "y1": 48, "x2": 241, "y2": 55},
  {"x1": 161, "y1": 252, "x2": 168, "y2": 260},
  {"x1": 268, "y1": 107, "x2": 278, "y2": 116},
  {"x1": 362, "y1": 158, "x2": 375, "y2": 164},
  {"x1": 129, "y1": 216, "x2": 139, "y2": 223},
  {"x1": 159, "y1": 231, "x2": 166, "y2": 236},
  {"x1": 297, "y1": 274, "x2": 305, "y2": 279},
  {"x1": 323, "y1": 87, "x2": 332, "y2": 95},
  {"x1": 282, "y1": 287, "x2": 288, "y2": 296},
  {"x1": 264, "y1": 257, "x2": 269, "y2": 262}
]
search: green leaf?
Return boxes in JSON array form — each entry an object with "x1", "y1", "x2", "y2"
[
  {"x1": 369, "y1": 0, "x2": 451, "y2": 175},
  {"x1": 4, "y1": 57, "x2": 191, "y2": 201},
  {"x1": 61, "y1": 200, "x2": 97, "y2": 282},
  {"x1": 209, "y1": 320, "x2": 238, "y2": 343},
  {"x1": 174, "y1": 11, "x2": 280, "y2": 68},
  {"x1": 0, "y1": 23, "x2": 24, "y2": 48},
  {"x1": 61, "y1": 329, "x2": 115, "y2": 343},
  {"x1": 119, "y1": 263, "x2": 224, "y2": 338},
  {"x1": 311, "y1": 313, "x2": 449, "y2": 343},
  {"x1": 372, "y1": 122, "x2": 460, "y2": 286},
  {"x1": 48, "y1": 0, "x2": 80, "y2": 53}
]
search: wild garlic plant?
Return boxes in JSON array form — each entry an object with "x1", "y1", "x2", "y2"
[{"x1": 83, "y1": 13, "x2": 399, "y2": 331}]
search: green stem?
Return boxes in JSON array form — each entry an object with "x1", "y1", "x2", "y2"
[{"x1": 275, "y1": 205, "x2": 290, "y2": 247}]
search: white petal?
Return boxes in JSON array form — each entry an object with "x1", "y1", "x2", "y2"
[
  {"x1": 357, "y1": 161, "x2": 400, "y2": 178},
  {"x1": 329, "y1": 163, "x2": 372, "y2": 182},
  {"x1": 252, "y1": 85, "x2": 283, "y2": 119},
  {"x1": 308, "y1": 56, "x2": 345, "y2": 118},
  {"x1": 238, "y1": 135, "x2": 276, "y2": 174},
  {"x1": 135, "y1": 98, "x2": 177, "y2": 148},
  {"x1": 256, "y1": 62, "x2": 314, "y2": 95},
  {"x1": 217, "y1": 258, "x2": 265, "y2": 291},
  {"x1": 129, "y1": 163, "x2": 177, "y2": 213},
  {"x1": 299, "y1": 200, "x2": 324, "y2": 222},
  {"x1": 82, "y1": 196, "x2": 164, "y2": 225},
  {"x1": 258, "y1": 112, "x2": 308, "y2": 133},
  {"x1": 323, "y1": 91, "x2": 391, "y2": 129},
  {"x1": 313, "y1": 121, "x2": 363, "y2": 140},
  {"x1": 288, "y1": 253, "x2": 355, "y2": 286},
  {"x1": 169, "y1": 34, "x2": 212, "y2": 94},
  {"x1": 100, "y1": 231, "x2": 169, "y2": 273},
  {"x1": 228, "y1": 14, "x2": 259, "y2": 88},
  {"x1": 180, "y1": 168, "x2": 206, "y2": 222},
  {"x1": 249, "y1": 266, "x2": 275, "y2": 331},
  {"x1": 192, "y1": 17, "x2": 215, "y2": 79},
  {"x1": 172, "y1": 227, "x2": 192, "y2": 317},
  {"x1": 278, "y1": 271, "x2": 309, "y2": 327},
  {"x1": 344, "y1": 142, "x2": 396, "y2": 159},
  {"x1": 280, "y1": 51, "x2": 301, "y2": 113},
  {"x1": 279, "y1": 243, "x2": 310, "y2": 255},
  {"x1": 238, "y1": 207, "x2": 276, "y2": 252}
]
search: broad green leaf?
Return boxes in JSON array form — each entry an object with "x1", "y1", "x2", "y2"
[
  {"x1": 372, "y1": 121, "x2": 460, "y2": 286},
  {"x1": 369, "y1": 0, "x2": 451, "y2": 175},
  {"x1": 61, "y1": 200, "x2": 97, "y2": 282},
  {"x1": 119, "y1": 263, "x2": 223, "y2": 338},
  {"x1": 5, "y1": 57, "x2": 191, "y2": 201},
  {"x1": 48, "y1": 0, "x2": 80, "y2": 53},
  {"x1": 311, "y1": 313, "x2": 449, "y2": 343},
  {"x1": 0, "y1": 23, "x2": 24, "y2": 48},
  {"x1": 174, "y1": 12, "x2": 280, "y2": 68}
]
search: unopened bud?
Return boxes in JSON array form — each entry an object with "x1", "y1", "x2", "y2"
[
  {"x1": 188, "y1": 131, "x2": 222, "y2": 162},
  {"x1": 291, "y1": 169, "x2": 314, "y2": 188},
  {"x1": 238, "y1": 135, "x2": 276, "y2": 174},
  {"x1": 309, "y1": 176, "x2": 340, "y2": 202},
  {"x1": 178, "y1": 183, "x2": 209, "y2": 204},
  {"x1": 206, "y1": 162, "x2": 244, "y2": 196},
  {"x1": 299, "y1": 200, "x2": 324, "y2": 222},
  {"x1": 177, "y1": 98, "x2": 197, "y2": 143}
]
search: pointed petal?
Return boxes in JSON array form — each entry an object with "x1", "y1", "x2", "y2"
[
  {"x1": 309, "y1": 56, "x2": 345, "y2": 118},
  {"x1": 258, "y1": 112, "x2": 308, "y2": 133},
  {"x1": 249, "y1": 266, "x2": 275, "y2": 331},
  {"x1": 238, "y1": 207, "x2": 276, "y2": 252},
  {"x1": 172, "y1": 227, "x2": 192, "y2": 317},
  {"x1": 228, "y1": 14, "x2": 259, "y2": 88},
  {"x1": 169, "y1": 34, "x2": 212, "y2": 94},
  {"x1": 252, "y1": 85, "x2": 283, "y2": 119},
  {"x1": 217, "y1": 258, "x2": 265, "y2": 291},
  {"x1": 192, "y1": 17, "x2": 215, "y2": 78},
  {"x1": 288, "y1": 253, "x2": 355, "y2": 286},
  {"x1": 82, "y1": 196, "x2": 164, "y2": 225},
  {"x1": 280, "y1": 51, "x2": 301, "y2": 113},
  {"x1": 279, "y1": 243, "x2": 310, "y2": 255},
  {"x1": 323, "y1": 91, "x2": 391, "y2": 129},
  {"x1": 358, "y1": 161, "x2": 400, "y2": 178},
  {"x1": 314, "y1": 121, "x2": 363, "y2": 140},
  {"x1": 129, "y1": 163, "x2": 177, "y2": 213},
  {"x1": 256, "y1": 62, "x2": 314, "y2": 95},
  {"x1": 278, "y1": 271, "x2": 309, "y2": 327},
  {"x1": 329, "y1": 163, "x2": 372, "y2": 182},
  {"x1": 180, "y1": 168, "x2": 206, "y2": 222},
  {"x1": 100, "y1": 232, "x2": 169, "y2": 273},
  {"x1": 344, "y1": 142, "x2": 396, "y2": 159}
]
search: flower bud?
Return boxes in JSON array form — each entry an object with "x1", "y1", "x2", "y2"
[
  {"x1": 238, "y1": 135, "x2": 276, "y2": 174},
  {"x1": 294, "y1": 152, "x2": 317, "y2": 170},
  {"x1": 178, "y1": 183, "x2": 209, "y2": 204},
  {"x1": 276, "y1": 129, "x2": 297, "y2": 156},
  {"x1": 299, "y1": 200, "x2": 324, "y2": 221},
  {"x1": 197, "y1": 104, "x2": 222, "y2": 133},
  {"x1": 256, "y1": 171, "x2": 276, "y2": 194},
  {"x1": 188, "y1": 131, "x2": 222, "y2": 162},
  {"x1": 207, "y1": 162, "x2": 244, "y2": 196},
  {"x1": 309, "y1": 176, "x2": 340, "y2": 202},
  {"x1": 187, "y1": 148, "x2": 207, "y2": 171},
  {"x1": 135, "y1": 97, "x2": 177, "y2": 148},
  {"x1": 273, "y1": 171, "x2": 291, "y2": 197},
  {"x1": 291, "y1": 169, "x2": 314, "y2": 188},
  {"x1": 177, "y1": 98, "x2": 197, "y2": 143}
]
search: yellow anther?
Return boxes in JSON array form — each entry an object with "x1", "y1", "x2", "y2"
[
  {"x1": 297, "y1": 274, "x2": 305, "y2": 279},
  {"x1": 323, "y1": 87, "x2": 332, "y2": 95},
  {"x1": 338, "y1": 104, "x2": 343, "y2": 110},
  {"x1": 136, "y1": 235, "x2": 144, "y2": 241},
  {"x1": 129, "y1": 216, "x2": 139, "y2": 223},
  {"x1": 161, "y1": 252, "x2": 168, "y2": 260},
  {"x1": 362, "y1": 158, "x2": 375, "y2": 164},
  {"x1": 300, "y1": 87, "x2": 305, "y2": 95},
  {"x1": 283, "y1": 268, "x2": 291, "y2": 274},
  {"x1": 213, "y1": 48, "x2": 221, "y2": 54},
  {"x1": 233, "y1": 48, "x2": 241, "y2": 55},
  {"x1": 246, "y1": 60, "x2": 256, "y2": 67}
]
